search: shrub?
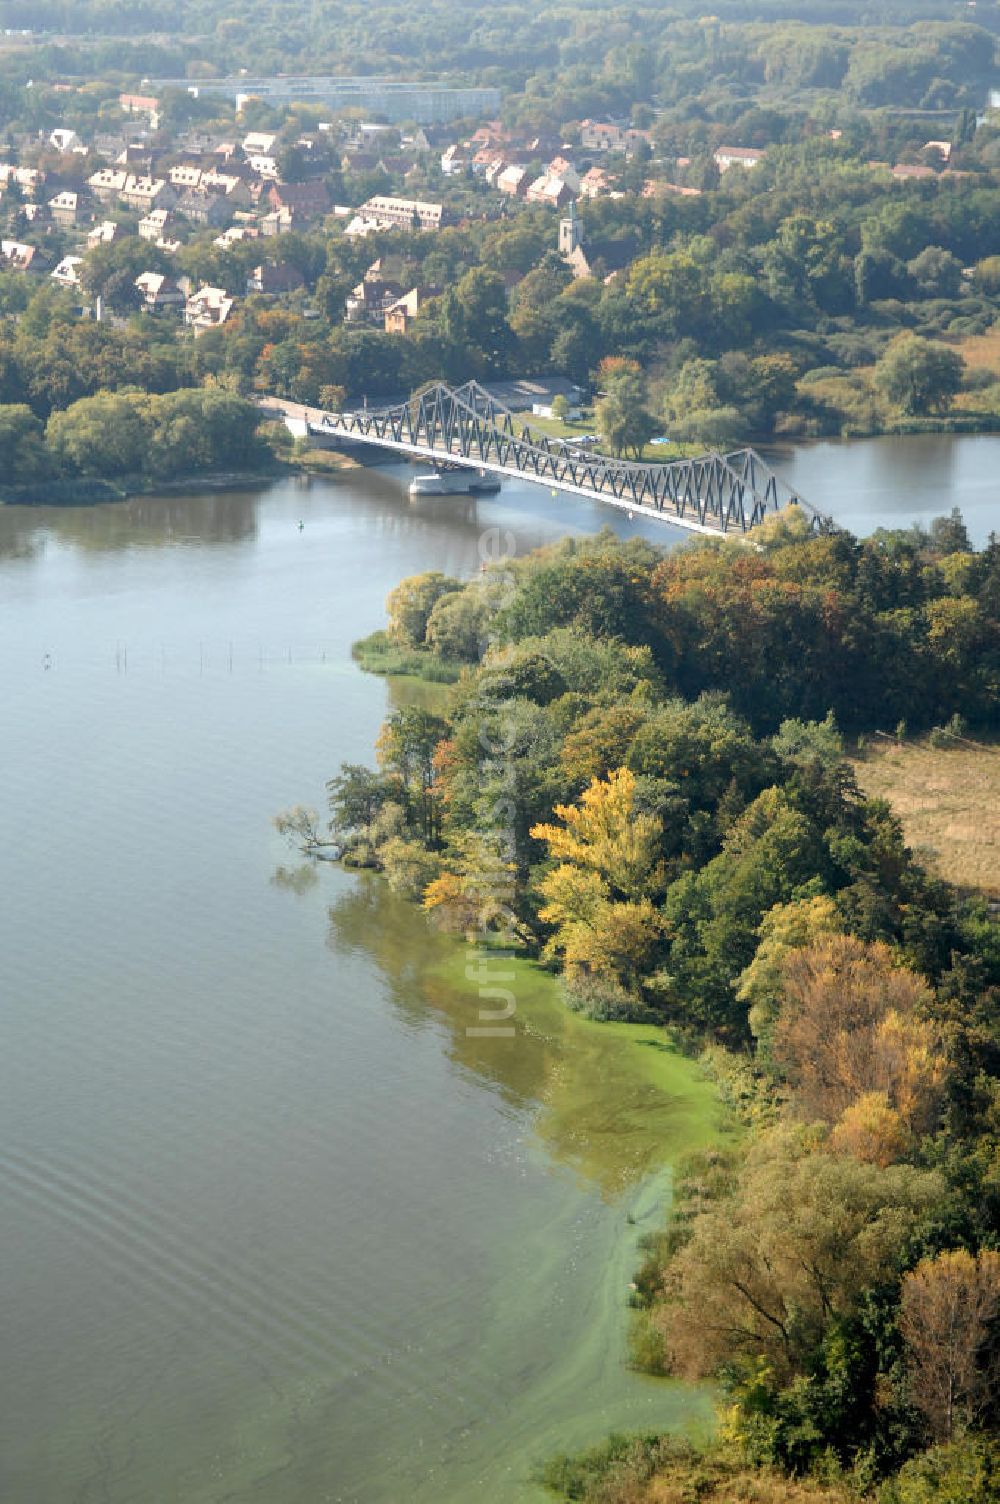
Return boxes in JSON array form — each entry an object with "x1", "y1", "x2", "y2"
[{"x1": 561, "y1": 973, "x2": 658, "y2": 1022}]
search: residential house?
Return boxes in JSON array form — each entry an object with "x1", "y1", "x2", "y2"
[
  {"x1": 266, "y1": 181, "x2": 331, "y2": 220},
  {"x1": 345, "y1": 272, "x2": 404, "y2": 323},
  {"x1": 547, "y1": 156, "x2": 581, "y2": 192},
  {"x1": 242, "y1": 131, "x2": 278, "y2": 158},
  {"x1": 260, "y1": 207, "x2": 296, "y2": 236},
  {"x1": 175, "y1": 186, "x2": 232, "y2": 227},
  {"x1": 413, "y1": 126, "x2": 451, "y2": 151},
  {"x1": 184, "y1": 284, "x2": 235, "y2": 332},
  {"x1": 349, "y1": 123, "x2": 399, "y2": 151},
  {"x1": 496, "y1": 164, "x2": 529, "y2": 198},
  {"x1": 383, "y1": 285, "x2": 437, "y2": 334},
  {"x1": 471, "y1": 147, "x2": 505, "y2": 177},
  {"x1": 139, "y1": 207, "x2": 176, "y2": 242},
  {"x1": 0, "y1": 163, "x2": 44, "y2": 192},
  {"x1": 579, "y1": 166, "x2": 611, "y2": 199},
  {"x1": 135, "y1": 271, "x2": 185, "y2": 313},
  {"x1": 214, "y1": 224, "x2": 260, "y2": 249},
  {"x1": 49, "y1": 127, "x2": 81, "y2": 152},
  {"x1": 440, "y1": 144, "x2": 467, "y2": 176},
  {"x1": 87, "y1": 169, "x2": 126, "y2": 204},
  {"x1": 469, "y1": 124, "x2": 508, "y2": 150},
  {"x1": 48, "y1": 189, "x2": 84, "y2": 227},
  {"x1": 87, "y1": 220, "x2": 121, "y2": 248},
  {"x1": 121, "y1": 176, "x2": 175, "y2": 212},
  {"x1": 246, "y1": 154, "x2": 280, "y2": 180},
  {"x1": 51, "y1": 255, "x2": 84, "y2": 288},
  {"x1": 923, "y1": 139, "x2": 952, "y2": 162},
  {"x1": 0, "y1": 239, "x2": 41, "y2": 272},
  {"x1": 119, "y1": 93, "x2": 161, "y2": 128},
  {"x1": 482, "y1": 159, "x2": 507, "y2": 187},
  {"x1": 355, "y1": 195, "x2": 445, "y2": 231},
  {"x1": 116, "y1": 143, "x2": 154, "y2": 170},
  {"x1": 713, "y1": 145, "x2": 766, "y2": 171},
  {"x1": 525, "y1": 173, "x2": 575, "y2": 208},
  {"x1": 200, "y1": 170, "x2": 252, "y2": 208},
  {"x1": 579, "y1": 120, "x2": 627, "y2": 152},
  {"x1": 168, "y1": 164, "x2": 204, "y2": 191},
  {"x1": 246, "y1": 261, "x2": 306, "y2": 296}
]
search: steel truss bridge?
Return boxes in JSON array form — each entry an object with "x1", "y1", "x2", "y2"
[{"x1": 312, "y1": 380, "x2": 825, "y2": 536}]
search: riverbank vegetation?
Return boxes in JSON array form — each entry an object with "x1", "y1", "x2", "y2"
[{"x1": 286, "y1": 508, "x2": 1000, "y2": 1500}]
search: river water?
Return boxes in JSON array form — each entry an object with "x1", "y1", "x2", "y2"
[
  {"x1": 767, "y1": 431, "x2": 998, "y2": 545},
  {"x1": 0, "y1": 435, "x2": 994, "y2": 1504}
]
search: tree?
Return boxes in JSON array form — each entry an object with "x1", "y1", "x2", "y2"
[
  {"x1": 425, "y1": 588, "x2": 488, "y2": 662},
  {"x1": 327, "y1": 763, "x2": 400, "y2": 837},
  {"x1": 376, "y1": 706, "x2": 448, "y2": 844},
  {"x1": 531, "y1": 767, "x2": 664, "y2": 989},
  {"x1": 929, "y1": 508, "x2": 972, "y2": 556},
  {"x1": 81, "y1": 237, "x2": 168, "y2": 315},
  {"x1": 901, "y1": 1250, "x2": 1000, "y2": 1443},
  {"x1": 385, "y1": 571, "x2": 461, "y2": 648},
  {"x1": 45, "y1": 391, "x2": 150, "y2": 477},
  {"x1": 442, "y1": 267, "x2": 514, "y2": 376},
  {"x1": 0, "y1": 402, "x2": 49, "y2": 481},
  {"x1": 907, "y1": 245, "x2": 963, "y2": 299},
  {"x1": 738, "y1": 894, "x2": 843, "y2": 1059},
  {"x1": 773, "y1": 936, "x2": 948, "y2": 1147},
  {"x1": 873, "y1": 335, "x2": 964, "y2": 417},
  {"x1": 423, "y1": 831, "x2": 521, "y2": 938},
  {"x1": 885, "y1": 1438, "x2": 1000, "y2": 1503},
  {"x1": 656, "y1": 1125, "x2": 942, "y2": 1381},
  {"x1": 594, "y1": 360, "x2": 656, "y2": 458}
]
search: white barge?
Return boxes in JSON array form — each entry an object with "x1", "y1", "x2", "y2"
[{"x1": 408, "y1": 468, "x2": 502, "y2": 497}]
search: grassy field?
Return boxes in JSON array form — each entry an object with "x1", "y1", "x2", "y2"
[
  {"x1": 513, "y1": 411, "x2": 706, "y2": 462},
  {"x1": 851, "y1": 736, "x2": 1000, "y2": 895},
  {"x1": 953, "y1": 324, "x2": 1000, "y2": 375}
]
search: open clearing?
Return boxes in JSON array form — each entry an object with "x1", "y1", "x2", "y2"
[{"x1": 851, "y1": 736, "x2": 1000, "y2": 895}]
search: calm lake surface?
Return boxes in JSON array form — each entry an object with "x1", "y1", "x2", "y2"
[
  {"x1": 0, "y1": 433, "x2": 994, "y2": 1504},
  {"x1": 767, "y1": 431, "x2": 999, "y2": 545}
]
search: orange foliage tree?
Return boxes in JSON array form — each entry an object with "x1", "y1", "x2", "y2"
[
  {"x1": 901, "y1": 1249, "x2": 1000, "y2": 1442},
  {"x1": 773, "y1": 935, "x2": 948, "y2": 1160}
]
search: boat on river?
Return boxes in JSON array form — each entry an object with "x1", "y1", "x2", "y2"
[{"x1": 408, "y1": 467, "x2": 501, "y2": 497}]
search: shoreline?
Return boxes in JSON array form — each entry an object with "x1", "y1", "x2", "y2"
[{"x1": 0, "y1": 454, "x2": 361, "y2": 509}]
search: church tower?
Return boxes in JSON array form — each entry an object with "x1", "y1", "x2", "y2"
[{"x1": 558, "y1": 199, "x2": 582, "y2": 257}]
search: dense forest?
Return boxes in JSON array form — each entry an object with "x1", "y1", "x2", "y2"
[
  {"x1": 0, "y1": 0, "x2": 997, "y2": 92},
  {"x1": 281, "y1": 515, "x2": 1000, "y2": 1502}
]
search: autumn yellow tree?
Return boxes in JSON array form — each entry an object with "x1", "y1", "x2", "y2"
[
  {"x1": 901, "y1": 1249, "x2": 1000, "y2": 1442},
  {"x1": 423, "y1": 832, "x2": 522, "y2": 940},
  {"x1": 530, "y1": 767, "x2": 664, "y2": 990},
  {"x1": 773, "y1": 935, "x2": 948, "y2": 1158}
]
